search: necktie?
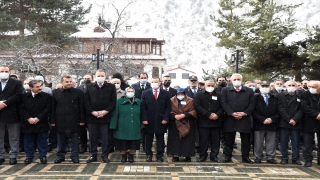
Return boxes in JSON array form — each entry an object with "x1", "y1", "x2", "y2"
[
  {"x1": 33, "y1": 94, "x2": 36, "y2": 98},
  {"x1": 264, "y1": 95, "x2": 269, "y2": 106},
  {"x1": 141, "y1": 85, "x2": 145, "y2": 91},
  {"x1": 154, "y1": 89, "x2": 158, "y2": 100},
  {"x1": 193, "y1": 88, "x2": 197, "y2": 94},
  {"x1": 236, "y1": 87, "x2": 240, "y2": 92},
  {"x1": 165, "y1": 88, "x2": 168, "y2": 91},
  {"x1": 99, "y1": 83, "x2": 102, "y2": 88}
]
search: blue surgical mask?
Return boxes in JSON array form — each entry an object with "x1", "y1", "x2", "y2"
[
  {"x1": 140, "y1": 79, "x2": 147, "y2": 84},
  {"x1": 250, "y1": 87, "x2": 256, "y2": 92}
]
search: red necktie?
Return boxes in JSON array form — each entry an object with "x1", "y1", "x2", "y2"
[
  {"x1": 99, "y1": 83, "x2": 102, "y2": 88},
  {"x1": 236, "y1": 87, "x2": 240, "y2": 92},
  {"x1": 154, "y1": 89, "x2": 158, "y2": 100}
]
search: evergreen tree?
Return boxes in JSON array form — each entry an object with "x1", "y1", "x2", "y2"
[
  {"x1": 211, "y1": 0, "x2": 320, "y2": 81},
  {"x1": 0, "y1": 0, "x2": 91, "y2": 47}
]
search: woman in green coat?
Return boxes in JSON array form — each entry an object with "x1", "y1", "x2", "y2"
[{"x1": 110, "y1": 87, "x2": 142, "y2": 163}]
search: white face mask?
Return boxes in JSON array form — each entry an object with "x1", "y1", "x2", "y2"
[
  {"x1": 232, "y1": 80, "x2": 241, "y2": 87},
  {"x1": 205, "y1": 87, "x2": 214, "y2": 93},
  {"x1": 114, "y1": 84, "x2": 120, "y2": 89},
  {"x1": 95, "y1": 77, "x2": 105, "y2": 83},
  {"x1": 151, "y1": 83, "x2": 159, "y2": 89},
  {"x1": 260, "y1": 87, "x2": 270, "y2": 94},
  {"x1": 287, "y1": 87, "x2": 296, "y2": 93},
  {"x1": 126, "y1": 92, "x2": 135, "y2": 98},
  {"x1": 23, "y1": 84, "x2": 30, "y2": 90},
  {"x1": 177, "y1": 95, "x2": 184, "y2": 100},
  {"x1": 309, "y1": 88, "x2": 317, "y2": 94},
  {"x1": 275, "y1": 86, "x2": 283, "y2": 92},
  {"x1": 0, "y1": 73, "x2": 9, "y2": 80}
]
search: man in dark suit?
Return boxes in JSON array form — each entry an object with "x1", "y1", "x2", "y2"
[
  {"x1": 278, "y1": 81, "x2": 303, "y2": 165},
  {"x1": 252, "y1": 81, "x2": 279, "y2": 164},
  {"x1": 51, "y1": 76, "x2": 85, "y2": 164},
  {"x1": 20, "y1": 80, "x2": 52, "y2": 164},
  {"x1": 162, "y1": 75, "x2": 176, "y2": 98},
  {"x1": 85, "y1": 69, "x2": 117, "y2": 163},
  {"x1": 76, "y1": 74, "x2": 93, "y2": 153},
  {"x1": 194, "y1": 80, "x2": 224, "y2": 162},
  {"x1": 131, "y1": 72, "x2": 151, "y2": 100},
  {"x1": 141, "y1": 77, "x2": 171, "y2": 162},
  {"x1": 0, "y1": 66, "x2": 24, "y2": 165},
  {"x1": 300, "y1": 81, "x2": 320, "y2": 167},
  {"x1": 221, "y1": 73, "x2": 255, "y2": 164},
  {"x1": 185, "y1": 75, "x2": 202, "y2": 98}
]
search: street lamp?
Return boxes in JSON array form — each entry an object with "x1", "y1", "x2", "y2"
[
  {"x1": 231, "y1": 50, "x2": 244, "y2": 73},
  {"x1": 92, "y1": 48, "x2": 104, "y2": 70}
]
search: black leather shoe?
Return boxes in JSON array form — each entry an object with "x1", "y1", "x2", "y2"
[
  {"x1": 267, "y1": 159, "x2": 277, "y2": 164},
  {"x1": 9, "y1": 158, "x2": 17, "y2": 165},
  {"x1": 222, "y1": 157, "x2": 232, "y2": 163},
  {"x1": 185, "y1": 157, "x2": 191, "y2": 162},
  {"x1": 121, "y1": 154, "x2": 127, "y2": 162},
  {"x1": 86, "y1": 156, "x2": 97, "y2": 163},
  {"x1": 71, "y1": 158, "x2": 80, "y2": 163},
  {"x1": 198, "y1": 156, "x2": 206, "y2": 162},
  {"x1": 157, "y1": 157, "x2": 163, "y2": 162},
  {"x1": 24, "y1": 158, "x2": 33, "y2": 164},
  {"x1": 172, "y1": 157, "x2": 179, "y2": 162},
  {"x1": 128, "y1": 154, "x2": 134, "y2": 163},
  {"x1": 146, "y1": 155, "x2": 152, "y2": 162},
  {"x1": 254, "y1": 158, "x2": 261, "y2": 163},
  {"x1": 0, "y1": 159, "x2": 5, "y2": 165},
  {"x1": 280, "y1": 160, "x2": 288, "y2": 164},
  {"x1": 54, "y1": 158, "x2": 65, "y2": 163},
  {"x1": 210, "y1": 157, "x2": 221, "y2": 162},
  {"x1": 292, "y1": 160, "x2": 302, "y2": 165},
  {"x1": 305, "y1": 161, "x2": 312, "y2": 167},
  {"x1": 242, "y1": 157, "x2": 253, "y2": 164},
  {"x1": 40, "y1": 158, "x2": 47, "y2": 164},
  {"x1": 102, "y1": 157, "x2": 110, "y2": 163}
]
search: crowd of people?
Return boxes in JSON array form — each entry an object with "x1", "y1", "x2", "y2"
[{"x1": 1, "y1": 65, "x2": 320, "y2": 168}]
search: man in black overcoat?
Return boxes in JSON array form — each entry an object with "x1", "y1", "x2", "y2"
[
  {"x1": 131, "y1": 72, "x2": 151, "y2": 100},
  {"x1": 141, "y1": 77, "x2": 171, "y2": 162},
  {"x1": 277, "y1": 80, "x2": 303, "y2": 165},
  {"x1": 162, "y1": 75, "x2": 176, "y2": 98},
  {"x1": 0, "y1": 66, "x2": 23, "y2": 165},
  {"x1": 221, "y1": 73, "x2": 255, "y2": 164},
  {"x1": 194, "y1": 80, "x2": 224, "y2": 162},
  {"x1": 20, "y1": 80, "x2": 52, "y2": 164},
  {"x1": 184, "y1": 75, "x2": 202, "y2": 98},
  {"x1": 85, "y1": 69, "x2": 116, "y2": 163},
  {"x1": 300, "y1": 81, "x2": 320, "y2": 167},
  {"x1": 51, "y1": 76, "x2": 85, "y2": 164}
]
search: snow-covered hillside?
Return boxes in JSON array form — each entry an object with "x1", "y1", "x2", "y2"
[{"x1": 81, "y1": 0, "x2": 320, "y2": 75}]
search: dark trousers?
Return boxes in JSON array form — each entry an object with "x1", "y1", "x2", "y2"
[
  {"x1": 303, "y1": 132, "x2": 320, "y2": 162},
  {"x1": 145, "y1": 133, "x2": 164, "y2": 158},
  {"x1": 48, "y1": 126, "x2": 57, "y2": 149},
  {"x1": 79, "y1": 125, "x2": 87, "y2": 147},
  {"x1": 24, "y1": 132, "x2": 48, "y2": 159},
  {"x1": 280, "y1": 128, "x2": 300, "y2": 161},
  {"x1": 198, "y1": 127, "x2": 221, "y2": 159},
  {"x1": 225, "y1": 132, "x2": 250, "y2": 158},
  {"x1": 57, "y1": 132, "x2": 79, "y2": 159},
  {"x1": 87, "y1": 123, "x2": 109, "y2": 158}
]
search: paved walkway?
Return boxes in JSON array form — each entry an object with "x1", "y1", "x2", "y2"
[{"x1": 1, "y1": 139, "x2": 320, "y2": 179}]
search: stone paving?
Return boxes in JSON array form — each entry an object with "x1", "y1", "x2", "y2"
[{"x1": 1, "y1": 137, "x2": 320, "y2": 179}]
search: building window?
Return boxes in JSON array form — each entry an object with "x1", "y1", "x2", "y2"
[
  {"x1": 169, "y1": 73, "x2": 176, "y2": 79},
  {"x1": 182, "y1": 73, "x2": 189, "y2": 79}
]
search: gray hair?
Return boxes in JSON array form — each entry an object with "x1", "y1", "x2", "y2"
[
  {"x1": 308, "y1": 80, "x2": 320, "y2": 87},
  {"x1": 205, "y1": 80, "x2": 215, "y2": 86},
  {"x1": 231, "y1": 73, "x2": 243, "y2": 80},
  {"x1": 285, "y1": 80, "x2": 296, "y2": 85}
]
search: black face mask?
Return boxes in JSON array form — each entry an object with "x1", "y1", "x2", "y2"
[
  {"x1": 219, "y1": 82, "x2": 227, "y2": 87},
  {"x1": 84, "y1": 80, "x2": 91, "y2": 85},
  {"x1": 163, "y1": 81, "x2": 171, "y2": 87},
  {"x1": 303, "y1": 85, "x2": 308, "y2": 90}
]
